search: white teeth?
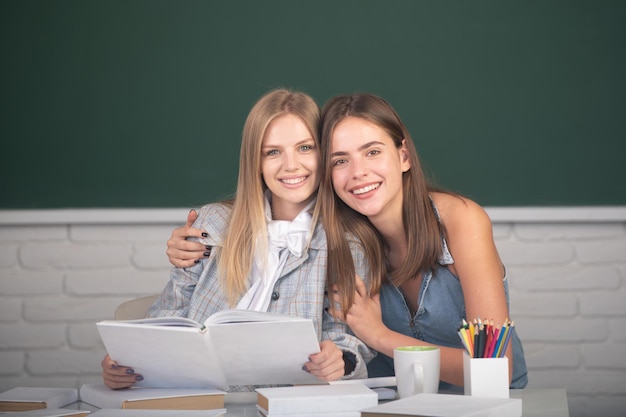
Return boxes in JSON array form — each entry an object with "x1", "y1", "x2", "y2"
[
  {"x1": 352, "y1": 183, "x2": 380, "y2": 195},
  {"x1": 281, "y1": 177, "x2": 306, "y2": 185}
]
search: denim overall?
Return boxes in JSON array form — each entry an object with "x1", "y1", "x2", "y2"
[{"x1": 367, "y1": 241, "x2": 528, "y2": 389}]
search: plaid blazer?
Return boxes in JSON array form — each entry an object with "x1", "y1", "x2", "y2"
[{"x1": 148, "y1": 202, "x2": 375, "y2": 383}]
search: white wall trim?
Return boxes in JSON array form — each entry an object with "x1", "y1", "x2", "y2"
[
  {"x1": 0, "y1": 208, "x2": 191, "y2": 225},
  {"x1": 1, "y1": 206, "x2": 626, "y2": 225},
  {"x1": 484, "y1": 206, "x2": 626, "y2": 222}
]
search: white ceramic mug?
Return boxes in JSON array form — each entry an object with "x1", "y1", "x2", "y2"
[{"x1": 393, "y1": 346, "x2": 440, "y2": 398}]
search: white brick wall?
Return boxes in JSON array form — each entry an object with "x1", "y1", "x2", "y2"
[{"x1": 1, "y1": 208, "x2": 625, "y2": 417}]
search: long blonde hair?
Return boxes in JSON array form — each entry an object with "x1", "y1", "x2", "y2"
[
  {"x1": 218, "y1": 89, "x2": 320, "y2": 305},
  {"x1": 319, "y1": 93, "x2": 445, "y2": 315}
]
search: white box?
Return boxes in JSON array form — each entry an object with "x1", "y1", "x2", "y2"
[{"x1": 463, "y1": 352, "x2": 509, "y2": 398}]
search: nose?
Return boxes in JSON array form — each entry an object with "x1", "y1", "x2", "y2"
[
  {"x1": 283, "y1": 150, "x2": 299, "y2": 171},
  {"x1": 350, "y1": 156, "x2": 368, "y2": 178}
]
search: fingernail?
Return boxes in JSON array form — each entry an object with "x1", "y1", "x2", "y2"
[
  {"x1": 111, "y1": 364, "x2": 119, "y2": 369},
  {"x1": 204, "y1": 252, "x2": 210, "y2": 257},
  {"x1": 135, "y1": 375, "x2": 144, "y2": 381},
  {"x1": 202, "y1": 232, "x2": 208, "y2": 238},
  {"x1": 205, "y1": 246, "x2": 211, "y2": 250},
  {"x1": 194, "y1": 259, "x2": 200, "y2": 264},
  {"x1": 301, "y1": 365, "x2": 309, "y2": 373},
  {"x1": 125, "y1": 368, "x2": 135, "y2": 375}
]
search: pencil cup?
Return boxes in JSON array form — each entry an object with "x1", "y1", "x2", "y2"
[{"x1": 463, "y1": 352, "x2": 509, "y2": 398}]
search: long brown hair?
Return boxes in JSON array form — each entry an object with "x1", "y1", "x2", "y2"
[
  {"x1": 319, "y1": 93, "x2": 445, "y2": 315},
  {"x1": 218, "y1": 88, "x2": 320, "y2": 305}
]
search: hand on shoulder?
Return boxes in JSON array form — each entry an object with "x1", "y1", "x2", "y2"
[{"x1": 166, "y1": 209, "x2": 210, "y2": 268}]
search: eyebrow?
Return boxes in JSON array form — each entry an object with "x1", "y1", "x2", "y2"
[
  {"x1": 331, "y1": 140, "x2": 386, "y2": 157},
  {"x1": 262, "y1": 137, "x2": 315, "y2": 149}
]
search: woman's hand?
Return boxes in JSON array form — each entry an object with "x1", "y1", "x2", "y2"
[
  {"x1": 303, "y1": 340, "x2": 345, "y2": 381},
  {"x1": 329, "y1": 275, "x2": 386, "y2": 349},
  {"x1": 101, "y1": 354, "x2": 143, "y2": 390},
  {"x1": 166, "y1": 209, "x2": 211, "y2": 268}
]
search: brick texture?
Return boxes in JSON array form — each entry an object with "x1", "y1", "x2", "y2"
[{"x1": 0, "y1": 213, "x2": 625, "y2": 417}]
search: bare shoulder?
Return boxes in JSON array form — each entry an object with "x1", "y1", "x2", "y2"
[{"x1": 430, "y1": 192, "x2": 492, "y2": 232}]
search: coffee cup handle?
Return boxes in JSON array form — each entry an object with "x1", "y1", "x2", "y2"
[{"x1": 412, "y1": 362, "x2": 424, "y2": 395}]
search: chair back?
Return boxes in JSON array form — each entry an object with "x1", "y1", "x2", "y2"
[{"x1": 114, "y1": 294, "x2": 159, "y2": 320}]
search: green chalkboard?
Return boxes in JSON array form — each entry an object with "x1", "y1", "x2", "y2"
[{"x1": 2, "y1": 0, "x2": 625, "y2": 208}]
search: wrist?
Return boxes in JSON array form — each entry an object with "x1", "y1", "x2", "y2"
[{"x1": 365, "y1": 325, "x2": 389, "y2": 352}]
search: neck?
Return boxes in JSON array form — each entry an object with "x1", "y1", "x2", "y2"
[
  {"x1": 369, "y1": 212, "x2": 407, "y2": 270},
  {"x1": 270, "y1": 195, "x2": 315, "y2": 221}
]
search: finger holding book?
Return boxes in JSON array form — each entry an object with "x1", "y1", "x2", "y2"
[
  {"x1": 101, "y1": 354, "x2": 143, "y2": 390},
  {"x1": 303, "y1": 340, "x2": 345, "y2": 382}
]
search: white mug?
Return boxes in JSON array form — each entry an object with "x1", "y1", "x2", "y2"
[{"x1": 393, "y1": 346, "x2": 440, "y2": 398}]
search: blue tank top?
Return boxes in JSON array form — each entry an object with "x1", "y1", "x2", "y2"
[{"x1": 367, "y1": 237, "x2": 528, "y2": 389}]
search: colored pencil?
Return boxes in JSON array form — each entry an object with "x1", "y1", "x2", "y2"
[{"x1": 499, "y1": 320, "x2": 515, "y2": 357}]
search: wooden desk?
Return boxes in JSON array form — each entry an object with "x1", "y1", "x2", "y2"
[
  {"x1": 71, "y1": 388, "x2": 568, "y2": 416},
  {"x1": 224, "y1": 389, "x2": 568, "y2": 417},
  {"x1": 510, "y1": 389, "x2": 569, "y2": 417}
]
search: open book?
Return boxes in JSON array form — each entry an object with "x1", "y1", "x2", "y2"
[{"x1": 97, "y1": 309, "x2": 322, "y2": 390}]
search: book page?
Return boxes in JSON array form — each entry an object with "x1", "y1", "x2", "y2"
[
  {"x1": 97, "y1": 322, "x2": 228, "y2": 390},
  {"x1": 204, "y1": 309, "x2": 312, "y2": 325},
  {"x1": 208, "y1": 319, "x2": 321, "y2": 386},
  {"x1": 105, "y1": 317, "x2": 203, "y2": 328}
]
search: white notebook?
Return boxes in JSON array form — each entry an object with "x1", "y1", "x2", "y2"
[{"x1": 360, "y1": 393, "x2": 522, "y2": 417}]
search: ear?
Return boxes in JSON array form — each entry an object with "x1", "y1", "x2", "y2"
[{"x1": 400, "y1": 139, "x2": 411, "y2": 172}]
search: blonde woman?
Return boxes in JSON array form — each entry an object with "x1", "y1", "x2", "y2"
[{"x1": 101, "y1": 89, "x2": 374, "y2": 390}]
